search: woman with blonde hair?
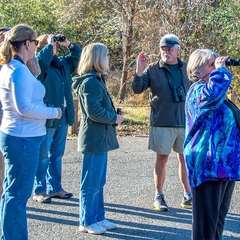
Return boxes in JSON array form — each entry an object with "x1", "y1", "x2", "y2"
[
  {"x1": 0, "y1": 26, "x2": 10, "y2": 204},
  {"x1": 72, "y1": 43, "x2": 123, "y2": 235},
  {"x1": 0, "y1": 24, "x2": 61, "y2": 240}
]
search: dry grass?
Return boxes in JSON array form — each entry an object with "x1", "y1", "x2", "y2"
[
  {"x1": 115, "y1": 105, "x2": 150, "y2": 136},
  {"x1": 69, "y1": 100, "x2": 151, "y2": 136},
  {"x1": 118, "y1": 106, "x2": 150, "y2": 125}
]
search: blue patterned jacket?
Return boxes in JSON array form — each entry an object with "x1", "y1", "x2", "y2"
[{"x1": 184, "y1": 67, "x2": 240, "y2": 188}]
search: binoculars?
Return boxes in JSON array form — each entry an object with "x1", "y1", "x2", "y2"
[
  {"x1": 113, "y1": 108, "x2": 122, "y2": 126},
  {"x1": 53, "y1": 35, "x2": 66, "y2": 42},
  {"x1": 171, "y1": 86, "x2": 185, "y2": 102},
  {"x1": 225, "y1": 57, "x2": 240, "y2": 67}
]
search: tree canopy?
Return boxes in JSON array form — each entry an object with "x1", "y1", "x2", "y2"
[{"x1": 0, "y1": 0, "x2": 239, "y2": 100}]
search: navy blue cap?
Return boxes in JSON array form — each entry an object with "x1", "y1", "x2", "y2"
[{"x1": 160, "y1": 36, "x2": 179, "y2": 48}]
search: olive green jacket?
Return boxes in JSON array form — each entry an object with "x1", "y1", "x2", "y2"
[{"x1": 72, "y1": 71, "x2": 119, "y2": 153}]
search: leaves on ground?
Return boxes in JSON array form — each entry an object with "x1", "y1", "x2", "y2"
[{"x1": 116, "y1": 124, "x2": 149, "y2": 137}]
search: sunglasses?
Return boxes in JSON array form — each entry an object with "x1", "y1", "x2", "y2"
[{"x1": 29, "y1": 39, "x2": 39, "y2": 46}]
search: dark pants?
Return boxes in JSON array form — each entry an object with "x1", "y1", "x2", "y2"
[{"x1": 192, "y1": 180, "x2": 235, "y2": 240}]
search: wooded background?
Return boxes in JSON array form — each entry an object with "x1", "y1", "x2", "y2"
[{"x1": 0, "y1": 0, "x2": 239, "y2": 104}]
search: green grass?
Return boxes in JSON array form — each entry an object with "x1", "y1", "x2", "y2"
[{"x1": 119, "y1": 106, "x2": 150, "y2": 125}]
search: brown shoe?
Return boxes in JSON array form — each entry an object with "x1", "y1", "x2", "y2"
[
  {"x1": 33, "y1": 193, "x2": 51, "y2": 203},
  {"x1": 49, "y1": 190, "x2": 73, "y2": 199}
]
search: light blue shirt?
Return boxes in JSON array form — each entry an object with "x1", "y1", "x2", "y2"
[{"x1": 0, "y1": 65, "x2": 2, "y2": 125}]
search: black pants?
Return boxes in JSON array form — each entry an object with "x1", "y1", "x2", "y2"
[{"x1": 192, "y1": 181, "x2": 235, "y2": 240}]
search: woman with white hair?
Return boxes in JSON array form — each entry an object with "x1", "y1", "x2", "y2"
[{"x1": 184, "y1": 49, "x2": 240, "y2": 240}]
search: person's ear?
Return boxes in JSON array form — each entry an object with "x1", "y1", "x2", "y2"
[
  {"x1": 25, "y1": 40, "x2": 30, "y2": 49},
  {"x1": 195, "y1": 72, "x2": 201, "y2": 78}
]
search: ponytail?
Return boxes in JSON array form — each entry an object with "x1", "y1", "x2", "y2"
[{"x1": 0, "y1": 40, "x2": 12, "y2": 65}]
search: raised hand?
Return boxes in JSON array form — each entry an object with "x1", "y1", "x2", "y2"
[{"x1": 136, "y1": 51, "x2": 148, "y2": 76}]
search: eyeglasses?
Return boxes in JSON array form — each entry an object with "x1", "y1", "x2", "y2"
[{"x1": 29, "y1": 39, "x2": 39, "y2": 46}]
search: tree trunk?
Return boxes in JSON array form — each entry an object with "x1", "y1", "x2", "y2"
[
  {"x1": 118, "y1": 1, "x2": 136, "y2": 102},
  {"x1": 119, "y1": 38, "x2": 132, "y2": 101}
]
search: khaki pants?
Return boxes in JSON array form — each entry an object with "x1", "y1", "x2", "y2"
[{"x1": 0, "y1": 150, "x2": 4, "y2": 197}]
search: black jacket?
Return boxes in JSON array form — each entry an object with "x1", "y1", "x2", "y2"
[{"x1": 132, "y1": 58, "x2": 190, "y2": 127}]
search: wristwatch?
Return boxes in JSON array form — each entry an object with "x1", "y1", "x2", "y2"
[{"x1": 67, "y1": 42, "x2": 72, "y2": 48}]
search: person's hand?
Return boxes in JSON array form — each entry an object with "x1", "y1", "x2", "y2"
[
  {"x1": 136, "y1": 51, "x2": 148, "y2": 76},
  {"x1": 56, "y1": 107, "x2": 62, "y2": 119},
  {"x1": 115, "y1": 114, "x2": 124, "y2": 125},
  {"x1": 55, "y1": 34, "x2": 71, "y2": 48},
  {"x1": 47, "y1": 34, "x2": 56, "y2": 46},
  {"x1": 0, "y1": 30, "x2": 9, "y2": 44},
  {"x1": 215, "y1": 56, "x2": 229, "y2": 69}
]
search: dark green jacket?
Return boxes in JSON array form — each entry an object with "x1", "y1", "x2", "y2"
[
  {"x1": 37, "y1": 43, "x2": 82, "y2": 128},
  {"x1": 72, "y1": 71, "x2": 119, "y2": 153},
  {"x1": 132, "y1": 58, "x2": 190, "y2": 128}
]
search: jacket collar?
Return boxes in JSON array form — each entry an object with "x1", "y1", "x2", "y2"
[
  {"x1": 158, "y1": 58, "x2": 183, "y2": 69},
  {"x1": 13, "y1": 54, "x2": 25, "y2": 65}
]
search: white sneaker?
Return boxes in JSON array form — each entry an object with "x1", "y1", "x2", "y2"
[
  {"x1": 32, "y1": 193, "x2": 51, "y2": 203},
  {"x1": 79, "y1": 223, "x2": 106, "y2": 235},
  {"x1": 97, "y1": 219, "x2": 116, "y2": 230}
]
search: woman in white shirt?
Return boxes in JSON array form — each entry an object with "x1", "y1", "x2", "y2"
[{"x1": 0, "y1": 24, "x2": 62, "y2": 240}]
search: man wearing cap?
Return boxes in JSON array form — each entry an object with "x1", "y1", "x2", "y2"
[
  {"x1": 0, "y1": 26, "x2": 10, "y2": 200},
  {"x1": 132, "y1": 33, "x2": 192, "y2": 212}
]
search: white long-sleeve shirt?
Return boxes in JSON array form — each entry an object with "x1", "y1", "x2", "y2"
[{"x1": 0, "y1": 59, "x2": 58, "y2": 137}]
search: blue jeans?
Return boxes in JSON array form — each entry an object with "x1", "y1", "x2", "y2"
[
  {"x1": 0, "y1": 131, "x2": 44, "y2": 240},
  {"x1": 79, "y1": 152, "x2": 108, "y2": 226},
  {"x1": 33, "y1": 109, "x2": 68, "y2": 195}
]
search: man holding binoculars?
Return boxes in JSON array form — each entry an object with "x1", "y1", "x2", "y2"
[{"x1": 132, "y1": 33, "x2": 191, "y2": 212}]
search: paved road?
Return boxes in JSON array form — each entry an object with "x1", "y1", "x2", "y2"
[{"x1": 27, "y1": 136, "x2": 240, "y2": 240}]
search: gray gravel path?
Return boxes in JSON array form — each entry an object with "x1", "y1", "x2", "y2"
[{"x1": 27, "y1": 136, "x2": 240, "y2": 240}]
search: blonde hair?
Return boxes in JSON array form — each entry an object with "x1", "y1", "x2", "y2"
[
  {"x1": 187, "y1": 49, "x2": 219, "y2": 81},
  {"x1": 77, "y1": 43, "x2": 109, "y2": 75},
  {"x1": 0, "y1": 24, "x2": 36, "y2": 65},
  {"x1": 26, "y1": 56, "x2": 41, "y2": 76},
  {"x1": 36, "y1": 34, "x2": 49, "y2": 53}
]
